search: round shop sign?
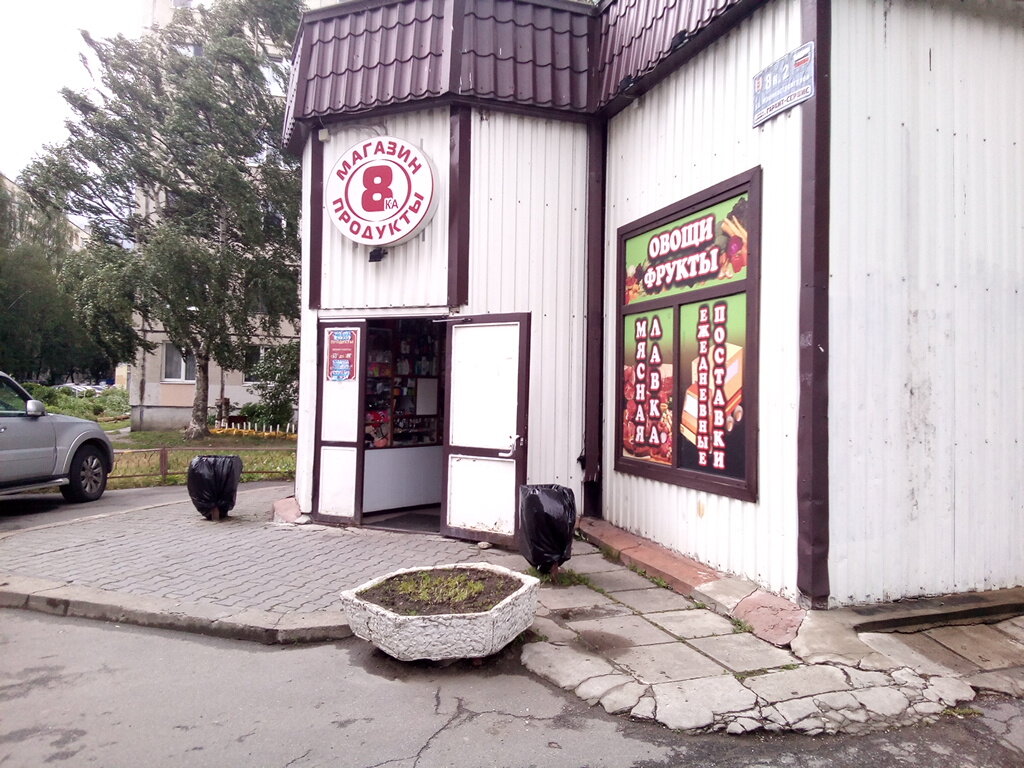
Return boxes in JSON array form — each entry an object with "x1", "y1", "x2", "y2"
[{"x1": 324, "y1": 135, "x2": 438, "y2": 247}]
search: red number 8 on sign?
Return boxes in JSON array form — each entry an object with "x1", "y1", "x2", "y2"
[{"x1": 362, "y1": 165, "x2": 393, "y2": 212}]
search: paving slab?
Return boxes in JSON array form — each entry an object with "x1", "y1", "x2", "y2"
[
  {"x1": 651, "y1": 675, "x2": 757, "y2": 724},
  {"x1": 520, "y1": 642, "x2": 617, "y2": 690},
  {"x1": 610, "y1": 642, "x2": 727, "y2": 685},
  {"x1": 600, "y1": 681, "x2": 648, "y2": 714},
  {"x1": 965, "y1": 667, "x2": 1024, "y2": 697},
  {"x1": 692, "y1": 578, "x2": 758, "y2": 614},
  {"x1": 653, "y1": 676, "x2": 758, "y2": 731},
  {"x1": 851, "y1": 687, "x2": 910, "y2": 718},
  {"x1": 733, "y1": 589, "x2": 806, "y2": 647},
  {"x1": 529, "y1": 615, "x2": 579, "y2": 644},
  {"x1": 792, "y1": 611, "x2": 894, "y2": 669},
  {"x1": 561, "y1": 554, "x2": 621, "y2": 575},
  {"x1": 567, "y1": 614, "x2": 676, "y2": 650},
  {"x1": 645, "y1": 608, "x2": 736, "y2": 639},
  {"x1": 575, "y1": 674, "x2": 635, "y2": 705},
  {"x1": 688, "y1": 632, "x2": 798, "y2": 673},
  {"x1": 926, "y1": 624, "x2": 1024, "y2": 670},
  {"x1": 610, "y1": 588, "x2": 695, "y2": 614},
  {"x1": 996, "y1": 617, "x2": 1024, "y2": 644},
  {"x1": 743, "y1": 665, "x2": 851, "y2": 704},
  {"x1": 858, "y1": 630, "x2": 981, "y2": 676},
  {"x1": 585, "y1": 568, "x2": 658, "y2": 593},
  {"x1": 537, "y1": 585, "x2": 616, "y2": 611}
]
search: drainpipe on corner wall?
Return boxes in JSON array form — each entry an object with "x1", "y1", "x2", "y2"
[
  {"x1": 581, "y1": 119, "x2": 607, "y2": 519},
  {"x1": 796, "y1": 0, "x2": 832, "y2": 609}
]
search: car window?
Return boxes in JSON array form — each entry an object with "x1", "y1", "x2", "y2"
[{"x1": 0, "y1": 378, "x2": 28, "y2": 416}]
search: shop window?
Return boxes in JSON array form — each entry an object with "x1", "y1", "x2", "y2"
[
  {"x1": 616, "y1": 168, "x2": 761, "y2": 502},
  {"x1": 163, "y1": 343, "x2": 197, "y2": 382}
]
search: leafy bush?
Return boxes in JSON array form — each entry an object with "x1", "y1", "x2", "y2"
[
  {"x1": 23, "y1": 382, "x2": 59, "y2": 404},
  {"x1": 24, "y1": 385, "x2": 130, "y2": 422}
]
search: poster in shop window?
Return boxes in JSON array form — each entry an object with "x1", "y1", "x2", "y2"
[
  {"x1": 677, "y1": 294, "x2": 747, "y2": 479},
  {"x1": 621, "y1": 307, "x2": 675, "y2": 465},
  {"x1": 326, "y1": 329, "x2": 358, "y2": 382}
]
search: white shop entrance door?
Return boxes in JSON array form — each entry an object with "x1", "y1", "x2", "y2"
[
  {"x1": 315, "y1": 321, "x2": 366, "y2": 522},
  {"x1": 441, "y1": 314, "x2": 530, "y2": 546}
]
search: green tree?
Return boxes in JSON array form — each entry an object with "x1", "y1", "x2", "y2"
[
  {"x1": 22, "y1": 0, "x2": 302, "y2": 437},
  {"x1": 0, "y1": 180, "x2": 105, "y2": 381},
  {"x1": 245, "y1": 340, "x2": 299, "y2": 426}
]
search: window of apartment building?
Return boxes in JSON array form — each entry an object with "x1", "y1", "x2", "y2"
[
  {"x1": 164, "y1": 344, "x2": 197, "y2": 382},
  {"x1": 244, "y1": 345, "x2": 269, "y2": 384}
]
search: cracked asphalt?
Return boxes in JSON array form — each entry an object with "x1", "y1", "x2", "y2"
[{"x1": 3, "y1": 605, "x2": 1024, "y2": 767}]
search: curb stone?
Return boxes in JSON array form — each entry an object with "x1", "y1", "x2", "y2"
[{"x1": 0, "y1": 573, "x2": 352, "y2": 645}]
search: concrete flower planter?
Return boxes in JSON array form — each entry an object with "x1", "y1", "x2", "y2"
[{"x1": 339, "y1": 562, "x2": 539, "y2": 661}]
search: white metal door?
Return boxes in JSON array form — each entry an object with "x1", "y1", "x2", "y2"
[
  {"x1": 441, "y1": 314, "x2": 530, "y2": 545},
  {"x1": 314, "y1": 322, "x2": 365, "y2": 521}
]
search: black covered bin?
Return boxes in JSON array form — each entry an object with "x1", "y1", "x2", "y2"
[
  {"x1": 517, "y1": 484, "x2": 577, "y2": 574},
  {"x1": 187, "y1": 455, "x2": 243, "y2": 520}
]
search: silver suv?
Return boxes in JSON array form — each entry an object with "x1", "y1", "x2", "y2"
[{"x1": 0, "y1": 372, "x2": 114, "y2": 502}]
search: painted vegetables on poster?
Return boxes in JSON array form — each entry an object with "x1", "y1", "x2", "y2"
[{"x1": 622, "y1": 308, "x2": 674, "y2": 465}]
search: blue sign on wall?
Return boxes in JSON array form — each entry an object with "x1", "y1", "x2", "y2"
[{"x1": 753, "y1": 42, "x2": 815, "y2": 127}]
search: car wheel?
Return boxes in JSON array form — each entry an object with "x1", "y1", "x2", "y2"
[{"x1": 61, "y1": 445, "x2": 108, "y2": 502}]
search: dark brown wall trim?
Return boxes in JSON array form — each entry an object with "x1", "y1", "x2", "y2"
[
  {"x1": 448, "y1": 105, "x2": 471, "y2": 308},
  {"x1": 796, "y1": 0, "x2": 832, "y2": 609},
  {"x1": 582, "y1": 120, "x2": 607, "y2": 517},
  {"x1": 308, "y1": 137, "x2": 324, "y2": 311}
]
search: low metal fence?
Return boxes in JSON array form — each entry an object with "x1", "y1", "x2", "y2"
[{"x1": 109, "y1": 447, "x2": 296, "y2": 488}]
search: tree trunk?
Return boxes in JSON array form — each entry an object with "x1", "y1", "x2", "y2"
[{"x1": 184, "y1": 351, "x2": 211, "y2": 439}]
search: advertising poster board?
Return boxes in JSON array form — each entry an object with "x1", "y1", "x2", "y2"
[
  {"x1": 326, "y1": 329, "x2": 358, "y2": 382},
  {"x1": 615, "y1": 169, "x2": 761, "y2": 501}
]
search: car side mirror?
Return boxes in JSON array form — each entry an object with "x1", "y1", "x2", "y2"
[{"x1": 26, "y1": 399, "x2": 46, "y2": 417}]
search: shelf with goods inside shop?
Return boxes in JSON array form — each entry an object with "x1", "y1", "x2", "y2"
[{"x1": 364, "y1": 320, "x2": 443, "y2": 449}]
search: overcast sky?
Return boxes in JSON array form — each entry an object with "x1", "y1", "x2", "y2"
[{"x1": 0, "y1": 0, "x2": 145, "y2": 181}]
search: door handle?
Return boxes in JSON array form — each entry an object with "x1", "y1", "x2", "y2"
[{"x1": 498, "y1": 435, "x2": 520, "y2": 458}]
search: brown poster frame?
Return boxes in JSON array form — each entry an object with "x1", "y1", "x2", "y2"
[{"x1": 614, "y1": 167, "x2": 762, "y2": 502}]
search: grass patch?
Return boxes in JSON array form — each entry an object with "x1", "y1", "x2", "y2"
[
  {"x1": 108, "y1": 430, "x2": 296, "y2": 489},
  {"x1": 598, "y1": 544, "x2": 619, "y2": 562},
  {"x1": 692, "y1": 601, "x2": 708, "y2": 610},
  {"x1": 627, "y1": 564, "x2": 672, "y2": 590},
  {"x1": 100, "y1": 419, "x2": 131, "y2": 432},
  {"x1": 528, "y1": 567, "x2": 592, "y2": 588},
  {"x1": 942, "y1": 706, "x2": 982, "y2": 718},
  {"x1": 730, "y1": 618, "x2": 754, "y2": 634},
  {"x1": 396, "y1": 570, "x2": 484, "y2": 604},
  {"x1": 111, "y1": 430, "x2": 296, "y2": 449}
]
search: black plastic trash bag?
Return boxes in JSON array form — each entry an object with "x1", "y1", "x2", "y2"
[
  {"x1": 517, "y1": 484, "x2": 577, "y2": 574},
  {"x1": 187, "y1": 455, "x2": 243, "y2": 520}
]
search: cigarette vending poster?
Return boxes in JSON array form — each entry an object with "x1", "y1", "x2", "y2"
[
  {"x1": 621, "y1": 307, "x2": 675, "y2": 465},
  {"x1": 677, "y1": 294, "x2": 747, "y2": 479},
  {"x1": 623, "y1": 193, "x2": 751, "y2": 306},
  {"x1": 326, "y1": 329, "x2": 358, "y2": 382}
]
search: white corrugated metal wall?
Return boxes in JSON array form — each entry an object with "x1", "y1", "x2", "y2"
[
  {"x1": 295, "y1": 137, "x2": 317, "y2": 513},
  {"x1": 829, "y1": 0, "x2": 1024, "y2": 603},
  {"x1": 319, "y1": 109, "x2": 451, "y2": 312},
  {"x1": 603, "y1": 0, "x2": 805, "y2": 598},
  {"x1": 468, "y1": 111, "x2": 589, "y2": 502}
]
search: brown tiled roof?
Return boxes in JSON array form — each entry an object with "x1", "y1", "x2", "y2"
[
  {"x1": 597, "y1": 0, "x2": 742, "y2": 106},
  {"x1": 284, "y1": 0, "x2": 750, "y2": 151},
  {"x1": 457, "y1": 0, "x2": 591, "y2": 110}
]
